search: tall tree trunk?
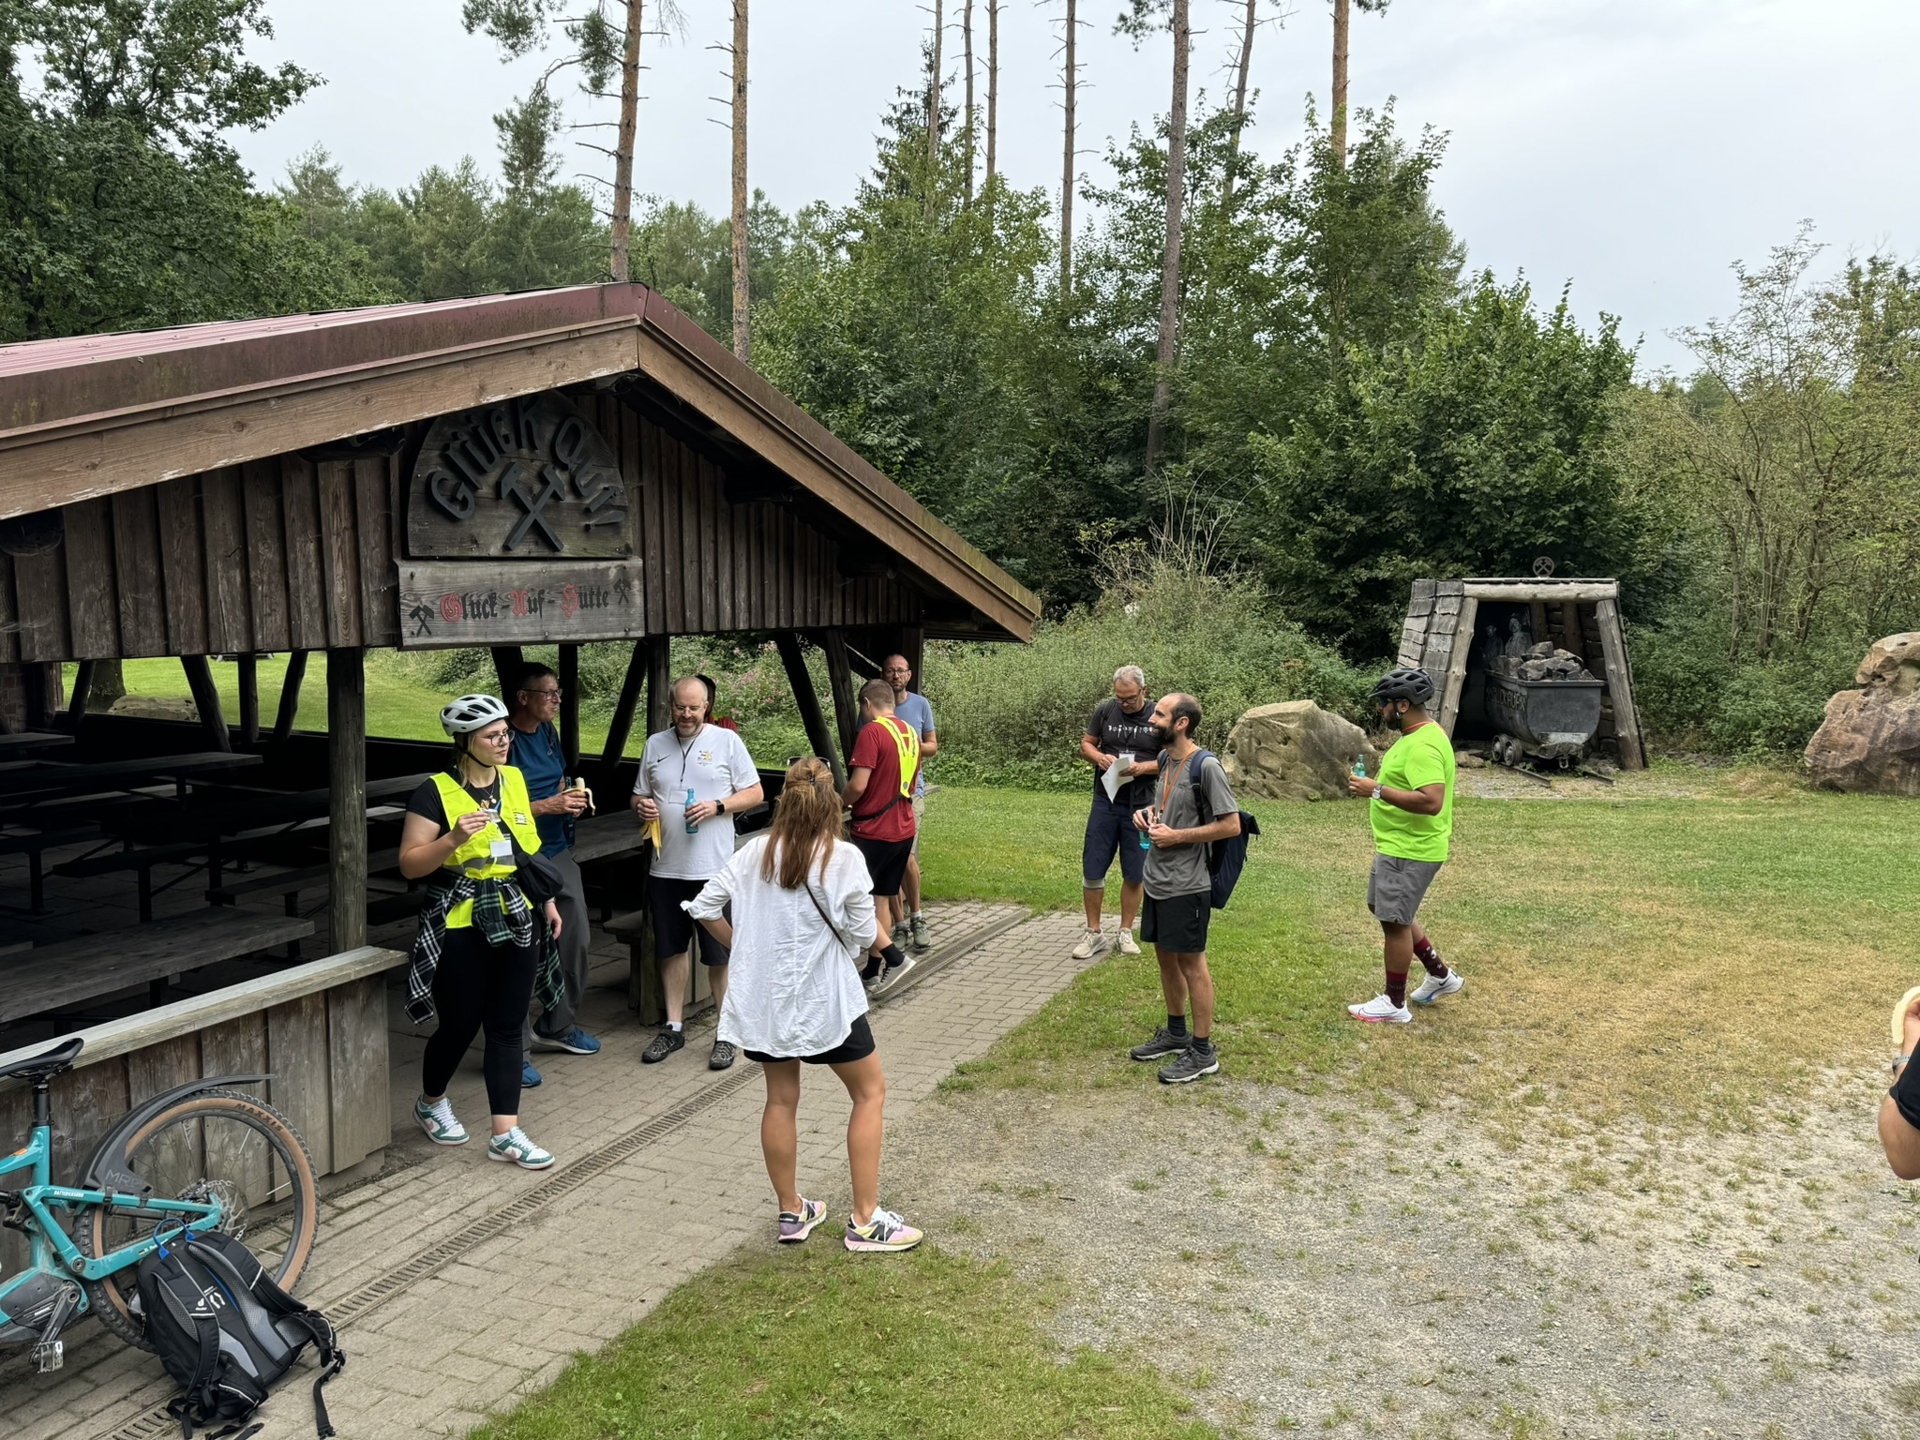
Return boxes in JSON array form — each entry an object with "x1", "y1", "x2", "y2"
[
  {"x1": 1059, "y1": 0, "x2": 1077, "y2": 292},
  {"x1": 1143, "y1": 0, "x2": 1190, "y2": 479},
  {"x1": 730, "y1": 0, "x2": 750, "y2": 360},
  {"x1": 985, "y1": 0, "x2": 1000, "y2": 184},
  {"x1": 608, "y1": 0, "x2": 644, "y2": 281},
  {"x1": 1330, "y1": 0, "x2": 1349, "y2": 169},
  {"x1": 927, "y1": 0, "x2": 943, "y2": 169},
  {"x1": 1224, "y1": 0, "x2": 1256, "y2": 204},
  {"x1": 962, "y1": 0, "x2": 975, "y2": 199}
]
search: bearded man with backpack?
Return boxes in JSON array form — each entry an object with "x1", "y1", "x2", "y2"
[{"x1": 1127, "y1": 693, "x2": 1244, "y2": 1084}]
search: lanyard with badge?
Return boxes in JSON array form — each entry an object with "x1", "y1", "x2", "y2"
[{"x1": 474, "y1": 782, "x2": 515, "y2": 865}]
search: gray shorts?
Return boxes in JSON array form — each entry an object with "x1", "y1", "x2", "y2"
[{"x1": 1367, "y1": 854, "x2": 1443, "y2": 926}]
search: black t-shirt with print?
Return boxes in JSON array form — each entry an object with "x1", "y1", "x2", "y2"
[
  {"x1": 406, "y1": 775, "x2": 501, "y2": 839},
  {"x1": 1086, "y1": 696, "x2": 1160, "y2": 808}
]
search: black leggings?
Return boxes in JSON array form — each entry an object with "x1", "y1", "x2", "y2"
[{"x1": 421, "y1": 925, "x2": 539, "y2": 1116}]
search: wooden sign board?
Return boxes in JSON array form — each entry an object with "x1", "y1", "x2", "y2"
[
  {"x1": 406, "y1": 392, "x2": 633, "y2": 558},
  {"x1": 398, "y1": 560, "x2": 646, "y2": 647}
]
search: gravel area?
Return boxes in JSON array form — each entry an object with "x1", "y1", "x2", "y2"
[{"x1": 892, "y1": 1070, "x2": 1920, "y2": 1438}]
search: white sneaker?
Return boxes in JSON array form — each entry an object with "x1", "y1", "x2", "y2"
[
  {"x1": 1347, "y1": 994, "x2": 1413, "y2": 1024},
  {"x1": 487, "y1": 1126, "x2": 556, "y2": 1170},
  {"x1": 1071, "y1": 927, "x2": 1108, "y2": 960},
  {"x1": 1410, "y1": 970, "x2": 1464, "y2": 1005},
  {"x1": 415, "y1": 1095, "x2": 468, "y2": 1145},
  {"x1": 1116, "y1": 929, "x2": 1142, "y2": 957}
]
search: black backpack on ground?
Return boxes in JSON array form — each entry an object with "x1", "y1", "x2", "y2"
[
  {"x1": 1180, "y1": 748, "x2": 1261, "y2": 910},
  {"x1": 136, "y1": 1229, "x2": 345, "y2": 1439}
]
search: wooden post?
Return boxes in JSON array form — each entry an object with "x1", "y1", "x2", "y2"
[
  {"x1": 1437, "y1": 597, "x2": 1478, "y2": 736},
  {"x1": 774, "y1": 632, "x2": 844, "y2": 786},
  {"x1": 272, "y1": 650, "x2": 308, "y2": 743},
  {"x1": 490, "y1": 646, "x2": 524, "y2": 700},
  {"x1": 559, "y1": 643, "x2": 580, "y2": 771},
  {"x1": 328, "y1": 648, "x2": 368, "y2": 951},
  {"x1": 644, "y1": 635, "x2": 672, "y2": 737},
  {"x1": 179, "y1": 656, "x2": 232, "y2": 752},
  {"x1": 901, "y1": 624, "x2": 926, "y2": 692},
  {"x1": 1558, "y1": 601, "x2": 1585, "y2": 660},
  {"x1": 601, "y1": 638, "x2": 648, "y2": 766},
  {"x1": 64, "y1": 660, "x2": 95, "y2": 733},
  {"x1": 1529, "y1": 599, "x2": 1551, "y2": 648},
  {"x1": 821, "y1": 628, "x2": 859, "y2": 765},
  {"x1": 237, "y1": 655, "x2": 260, "y2": 745},
  {"x1": 1593, "y1": 598, "x2": 1647, "y2": 770},
  {"x1": 22, "y1": 662, "x2": 62, "y2": 731}
]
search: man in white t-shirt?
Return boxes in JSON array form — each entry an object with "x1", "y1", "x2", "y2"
[{"x1": 631, "y1": 677, "x2": 765, "y2": 1069}]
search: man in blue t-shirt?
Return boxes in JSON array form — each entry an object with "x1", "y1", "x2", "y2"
[
  {"x1": 507, "y1": 664, "x2": 601, "y2": 1083},
  {"x1": 884, "y1": 653, "x2": 938, "y2": 953}
]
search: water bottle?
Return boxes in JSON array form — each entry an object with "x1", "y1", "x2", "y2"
[
  {"x1": 1353, "y1": 754, "x2": 1367, "y2": 778},
  {"x1": 1138, "y1": 809, "x2": 1152, "y2": 850},
  {"x1": 685, "y1": 787, "x2": 699, "y2": 835}
]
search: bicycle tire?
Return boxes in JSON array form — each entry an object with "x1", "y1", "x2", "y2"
[{"x1": 75, "y1": 1087, "x2": 320, "y2": 1350}]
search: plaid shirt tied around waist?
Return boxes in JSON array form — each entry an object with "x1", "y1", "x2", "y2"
[{"x1": 405, "y1": 872, "x2": 563, "y2": 1026}]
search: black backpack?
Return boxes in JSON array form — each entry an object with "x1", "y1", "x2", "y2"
[
  {"x1": 1178, "y1": 749, "x2": 1261, "y2": 910},
  {"x1": 136, "y1": 1229, "x2": 345, "y2": 1439}
]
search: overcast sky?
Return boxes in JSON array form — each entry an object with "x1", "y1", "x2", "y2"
[{"x1": 230, "y1": 0, "x2": 1920, "y2": 375}]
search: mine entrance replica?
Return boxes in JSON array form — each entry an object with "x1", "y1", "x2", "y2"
[{"x1": 1396, "y1": 577, "x2": 1646, "y2": 771}]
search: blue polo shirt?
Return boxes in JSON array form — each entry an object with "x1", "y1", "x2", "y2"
[
  {"x1": 894, "y1": 692, "x2": 934, "y2": 796},
  {"x1": 508, "y1": 720, "x2": 572, "y2": 855}
]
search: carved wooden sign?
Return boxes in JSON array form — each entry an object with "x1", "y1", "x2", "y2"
[
  {"x1": 406, "y1": 393, "x2": 632, "y2": 558},
  {"x1": 398, "y1": 559, "x2": 646, "y2": 647}
]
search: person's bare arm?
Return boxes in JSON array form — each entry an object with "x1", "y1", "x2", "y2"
[
  {"x1": 1146, "y1": 812, "x2": 1241, "y2": 849},
  {"x1": 697, "y1": 915, "x2": 735, "y2": 949},
  {"x1": 1880, "y1": 1003, "x2": 1920, "y2": 1178},
  {"x1": 399, "y1": 809, "x2": 485, "y2": 879},
  {"x1": 688, "y1": 781, "x2": 766, "y2": 825},
  {"x1": 919, "y1": 728, "x2": 939, "y2": 758},
  {"x1": 1080, "y1": 734, "x2": 1114, "y2": 771},
  {"x1": 843, "y1": 766, "x2": 873, "y2": 809}
]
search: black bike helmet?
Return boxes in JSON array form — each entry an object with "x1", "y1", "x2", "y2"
[{"x1": 1368, "y1": 667, "x2": 1435, "y2": 707}]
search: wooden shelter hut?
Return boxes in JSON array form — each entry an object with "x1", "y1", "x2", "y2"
[
  {"x1": 0, "y1": 285, "x2": 1038, "y2": 1187},
  {"x1": 1396, "y1": 576, "x2": 1646, "y2": 768}
]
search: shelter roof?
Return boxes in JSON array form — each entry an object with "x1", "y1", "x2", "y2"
[{"x1": 0, "y1": 285, "x2": 1037, "y2": 640}]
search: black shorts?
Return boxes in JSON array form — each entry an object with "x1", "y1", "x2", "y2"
[
  {"x1": 650, "y1": 875, "x2": 732, "y2": 966},
  {"x1": 853, "y1": 836, "x2": 914, "y2": 897},
  {"x1": 743, "y1": 1013, "x2": 876, "y2": 1066},
  {"x1": 1142, "y1": 891, "x2": 1210, "y2": 953}
]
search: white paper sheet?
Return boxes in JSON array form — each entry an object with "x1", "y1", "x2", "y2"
[{"x1": 1103, "y1": 752, "x2": 1133, "y2": 801}]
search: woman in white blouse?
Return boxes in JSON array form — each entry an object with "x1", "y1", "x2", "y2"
[{"x1": 688, "y1": 758, "x2": 924, "y2": 1253}]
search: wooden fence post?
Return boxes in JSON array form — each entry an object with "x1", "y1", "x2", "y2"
[{"x1": 328, "y1": 648, "x2": 367, "y2": 951}]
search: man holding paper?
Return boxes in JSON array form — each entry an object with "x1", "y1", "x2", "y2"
[{"x1": 1074, "y1": 666, "x2": 1161, "y2": 959}]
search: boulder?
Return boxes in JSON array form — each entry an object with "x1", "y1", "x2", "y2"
[
  {"x1": 1804, "y1": 633, "x2": 1920, "y2": 796},
  {"x1": 109, "y1": 695, "x2": 202, "y2": 723},
  {"x1": 1223, "y1": 700, "x2": 1381, "y2": 802}
]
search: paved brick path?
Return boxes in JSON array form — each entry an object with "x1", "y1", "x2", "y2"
[{"x1": 1, "y1": 902, "x2": 1093, "y2": 1440}]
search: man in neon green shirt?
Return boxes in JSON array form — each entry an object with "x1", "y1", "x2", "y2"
[{"x1": 1344, "y1": 668, "x2": 1463, "y2": 1024}]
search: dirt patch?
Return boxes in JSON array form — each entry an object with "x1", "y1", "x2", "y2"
[{"x1": 891, "y1": 1074, "x2": 1920, "y2": 1439}]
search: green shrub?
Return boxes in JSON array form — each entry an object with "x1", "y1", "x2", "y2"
[
  {"x1": 1629, "y1": 619, "x2": 1860, "y2": 756},
  {"x1": 923, "y1": 552, "x2": 1377, "y2": 790}
]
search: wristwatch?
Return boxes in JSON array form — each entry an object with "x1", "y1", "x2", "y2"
[
  {"x1": 1372, "y1": 781, "x2": 1386, "y2": 800},
  {"x1": 1895, "y1": 1053, "x2": 1911, "y2": 1075},
  {"x1": 715, "y1": 797, "x2": 726, "y2": 816}
]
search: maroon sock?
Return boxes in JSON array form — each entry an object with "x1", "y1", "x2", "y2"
[
  {"x1": 1413, "y1": 937, "x2": 1449, "y2": 979},
  {"x1": 1385, "y1": 971, "x2": 1409, "y2": 1008}
]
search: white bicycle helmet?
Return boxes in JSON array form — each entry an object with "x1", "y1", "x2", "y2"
[{"x1": 440, "y1": 694, "x2": 509, "y2": 737}]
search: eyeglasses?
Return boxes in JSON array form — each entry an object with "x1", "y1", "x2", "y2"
[
  {"x1": 522, "y1": 688, "x2": 563, "y2": 700},
  {"x1": 671, "y1": 704, "x2": 707, "y2": 716}
]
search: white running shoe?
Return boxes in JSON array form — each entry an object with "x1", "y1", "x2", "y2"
[
  {"x1": 1347, "y1": 994, "x2": 1413, "y2": 1024},
  {"x1": 487, "y1": 1126, "x2": 556, "y2": 1170},
  {"x1": 1116, "y1": 928, "x2": 1142, "y2": 957},
  {"x1": 1071, "y1": 926, "x2": 1108, "y2": 960},
  {"x1": 415, "y1": 1095, "x2": 468, "y2": 1145},
  {"x1": 1410, "y1": 971, "x2": 1464, "y2": 1005}
]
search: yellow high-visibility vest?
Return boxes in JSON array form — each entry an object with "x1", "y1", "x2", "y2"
[
  {"x1": 878, "y1": 714, "x2": 920, "y2": 798},
  {"x1": 433, "y1": 766, "x2": 543, "y2": 929}
]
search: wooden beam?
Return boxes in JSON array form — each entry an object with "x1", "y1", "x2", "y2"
[
  {"x1": 601, "y1": 639, "x2": 648, "y2": 767},
  {"x1": 1437, "y1": 596, "x2": 1478, "y2": 736},
  {"x1": 644, "y1": 633, "x2": 672, "y2": 736},
  {"x1": 273, "y1": 650, "x2": 308, "y2": 743},
  {"x1": 1557, "y1": 602, "x2": 1585, "y2": 661},
  {"x1": 900, "y1": 624, "x2": 925, "y2": 692},
  {"x1": 558, "y1": 644, "x2": 581, "y2": 771},
  {"x1": 1460, "y1": 582, "x2": 1617, "y2": 603},
  {"x1": 64, "y1": 659, "x2": 95, "y2": 733},
  {"x1": 490, "y1": 646, "x2": 524, "y2": 700},
  {"x1": 774, "y1": 632, "x2": 843, "y2": 786},
  {"x1": 237, "y1": 654, "x2": 260, "y2": 745},
  {"x1": 328, "y1": 648, "x2": 368, "y2": 951},
  {"x1": 820, "y1": 628, "x2": 859, "y2": 766},
  {"x1": 179, "y1": 655, "x2": 232, "y2": 752},
  {"x1": 1593, "y1": 598, "x2": 1647, "y2": 770}
]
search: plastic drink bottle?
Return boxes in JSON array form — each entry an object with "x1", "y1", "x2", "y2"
[
  {"x1": 685, "y1": 788, "x2": 699, "y2": 834},
  {"x1": 1353, "y1": 754, "x2": 1367, "y2": 778},
  {"x1": 1139, "y1": 810, "x2": 1152, "y2": 849}
]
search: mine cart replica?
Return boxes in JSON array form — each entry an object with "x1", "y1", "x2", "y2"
[{"x1": 1395, "y1": 576, "x2": 1646, "y2": 770}]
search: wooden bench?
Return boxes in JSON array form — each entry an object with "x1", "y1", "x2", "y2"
[
  {"x1": 52, "y1": 842, "x2": 206, "y2": 921},
  {"x1": 0, "y1": 909, "x2": 317, "y2": 1024},
  {"x1": 0, "y1": 824, "x2": 98, "y2": 912}
]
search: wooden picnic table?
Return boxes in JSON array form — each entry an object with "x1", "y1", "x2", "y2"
[
  {"x1": 0, "y1": 751, "x2": 262, "y2": 802},
  {"x1": 0, "y1": 732, "x2": 75, "y2": 757}
]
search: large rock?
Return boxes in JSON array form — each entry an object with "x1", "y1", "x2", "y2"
[
  {"x1": 1223, "y1": 700, "x2": 1381, "y2": 802},
  {"x1": 1804, "y1": 633, "x2": 1920, "y2": 796}
]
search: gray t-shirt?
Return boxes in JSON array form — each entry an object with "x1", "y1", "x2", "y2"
[{"x1": 1144, "y1": 750, "x2": 1238, "y2": 900}]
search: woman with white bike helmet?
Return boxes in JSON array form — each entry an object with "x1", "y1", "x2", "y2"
[{"x1": 397, "y1": 693, "x2": 565, "y2": 1170}]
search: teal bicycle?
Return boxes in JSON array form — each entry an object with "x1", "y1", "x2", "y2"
[{"x1": 0, "y1": 1037, "x2": 319, "y2": 1371}]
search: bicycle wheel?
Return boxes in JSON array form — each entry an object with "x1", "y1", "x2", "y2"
[{"x1": 77, "y1": 1087, "x2": 320, "y2": 1349}]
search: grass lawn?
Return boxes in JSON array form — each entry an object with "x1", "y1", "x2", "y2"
[{"x1": 922, "y1": 772, "x2": 1919, "y2": 1131}]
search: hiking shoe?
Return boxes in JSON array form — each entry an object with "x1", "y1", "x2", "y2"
[
  {"x1": 1116, "y1": 928, "x2": 1142, "y2": 957},
  {"x1": 641, "y1": 1029, "x2": 686, "y2": 1064},
  {"x1": 1158, "y1": 1045, "x2": 1221, "y2": 1085},
  {"x1": 1129, "y1": 1026, "x2": 1189, "y2": 1062},
  {"x1": 532, "y1": 1025, "x2": 601, "y2": 1055},
  {"x1": 873, "y1": 955, "x2": 917, "y2": 995},
  {"x1": 845, "y1": 1207, "x2": 924, "y2": 1253},
  {"x1": 778, "y1": 1198, "x2": 828, "y2": 1244},
  {"x1": 415, "y1": 1095, "x2": 468, "y2": 1146},
  {"x1": 709, "y1": 1040, "x2": 738, "y2": 1071},
  {"x1": 891, "y1": 919, "x2": 911, "y2": 952},
  {"x1": 909, "y1": 913, "x2": 932, "y2": 951},
  {"x1": 1410, "y1": 971, "x2": 1464, "y2": 1006},
  {"x1": 1071, "y1": 926, "x2": 1108, "y2": 960},
  {"x1": 521, "y1": 1059, "x2": 543, "y2": 1088},
  {"x1": 1348, "y1": 994, "x2": 1413, "y2": 1024},
  {"x1": 487, "y1": 1126, "x2": 555, "y2": 1170}
]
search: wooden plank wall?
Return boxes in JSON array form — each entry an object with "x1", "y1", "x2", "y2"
[{"x1": 3, "y1": 397, "x2": 920, "y2": 660}]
